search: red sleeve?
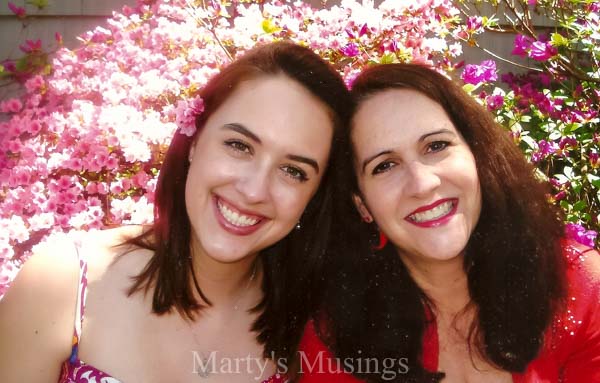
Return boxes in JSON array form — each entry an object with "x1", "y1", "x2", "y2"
[
  {"x1": 559, "y1": 244, "x2": 600, "y2": 381},
  {"x1": 296, "y1": 320, "x2": 364, "y2": 383}
]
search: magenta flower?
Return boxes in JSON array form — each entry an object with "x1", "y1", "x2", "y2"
[
  {"x1": 531, "y1": 139, "x2": 558, "y2": 162},
  {"x1": 559, "y1": 137, "x2": 577, "y2": 150},
  {"x1": 8, "y1": 2, "x2": 25, "y2": 18},
  {"x1": 466, "y1": 17, "x2": 483, "y2": 32},
  {"x1": 340, "y1": 43, "x2": 359, "y2": 57},
  {"x1": 553, "y1": 191, "x2": 567, "y2": 201},
  {"x1": 461, "y1": 60, "x2": 497, "y2": 85},
  {"x1": 485, "y1": 94, "x2": 504, "y2": 111},
  {"x1": 18, "y1": 39, "x2": 42, "y2": 54},
  {"x1": 512, "y1": 35, "x2": 533, "y2": 57},
  {"x1": 590, "y1": 152, "x2": 599, "y2": 168},
  {"x1": 359, "y1": 23, "x2": 368, "y2": 37},
  {"x1": 529, "y1": 40, "x2": 558, "y2": 61},
  {"x1": 565, "y1": 223, "x2": 597, "y2": 247}
]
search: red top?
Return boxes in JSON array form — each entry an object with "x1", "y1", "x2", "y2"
[{"x1": 297, "y1": 241, "x2": 600, "y2": 382}]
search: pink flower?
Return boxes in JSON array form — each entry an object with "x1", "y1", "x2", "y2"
[
  {"x1": 25, "y1": 75, "x2": 45, "y2": 93},
  {"x1": 531, "y1": 140, "x2": 558, "y2": 162},
  {"x1": 529, "y1": 40, "x2": 558, "y2": 61},
  {"x1": 176, "y1": 96, "x2": 204, "y2": 137},
  {"x1": 590, "y1": 152, "x2": 599, "y2": 168},
  {"x1": 1, "y1": 99, "x2": 23, "y2": 113},
  {"x1": 8, "y1": 2, "x2": 25, "y2": 18},
  {"x1": 485, "y1": 94, "x2": 504, "y2": 111},
  {"x1": 512, "y1": 35, "x2": 533, "y2": 57},
  {"x1": 553, "y1": 191, "x2": 567, "y2": 201},
  {"x1": 19, "y1": 39, "x2": 42, "y2": 54},
  {"x1": 131, "y1": 171, "x2": 150, "y2": 188},
  {"x1": 461, "y1": 60, "x2": 497, "y2": 85},
  {"x1": 86, "y1": 182, "x2": 98, "y2": 194},
  {"x1": 340, "y1": 43, "x2": 359, "y2": 57},
  {"x1": 565, "y1": 223, "x2": 597, "y2": 247},
  {"x1": 466, "y1": 17, "x2": 483, "y2": 32}
]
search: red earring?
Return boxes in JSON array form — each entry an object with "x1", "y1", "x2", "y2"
[{"x1": 375, "y1": 230, "x2": 387, "y2": 250}]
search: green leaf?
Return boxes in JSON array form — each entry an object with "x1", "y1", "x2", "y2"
[
  {"x1": 261, "y1": 19, "x2": 281, "y2": 34},
  {"x1": 563, "y1": 166, "x2": 574, "y2": 179},
  {"x1": 380, "y1": 53, "x2": 395, "y2": 64},
  {"x1": 588, "y1": 174, "x2": 600, "y2": 188},
  {"x1": 15, "y1": 56, "x2": 29, "y2": 72},
  {"x1": 26, "y1": 0, "x2": 48, "y2": 9},
  {"x1": 520, "y1": 135, "x2": 538, "y2": 150},
  {"x1": 551, "y1": 33, "x2": 569, "y2": 47},
  {"x1": 462, "y1": 83, "x2": 478, "y2": 94},
  {"x1": 573, "y1": 200, "x2": 587, "y2": 211}
]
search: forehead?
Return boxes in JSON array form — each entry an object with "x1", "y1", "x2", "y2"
[
  {"x1": 205, "y1": 74, "x2": 334, "y2": 156},
  {"x1": 351, "y1": 89, "x2": 457, "y2": 149}
]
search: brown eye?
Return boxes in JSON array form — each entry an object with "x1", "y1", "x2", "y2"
[
  {"x1": 372, "y1": 161, "x2": 396, "y2": 175},
  {"x1": 426, "y1": 141, "x2": 449, "y2": 153},
  {"x1": 224, "y1": 139, "x2": 253, "y2": 154},
  {"x1": 281, "y1": 165, "x2": 308, "y2": 182}
]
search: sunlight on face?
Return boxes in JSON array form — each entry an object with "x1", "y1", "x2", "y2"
[
  {"x1": 352, "y1": 89, "x2": 481, "y2": 267},
  {"x1": 185, "y1": 75, "x2": 334, "y2": 265}
]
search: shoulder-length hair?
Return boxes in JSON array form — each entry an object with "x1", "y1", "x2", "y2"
[
  {"x1": 126, "y1": 41, "x2": 353, "y2": 361},
  {"x1": 319, "y1": 63, "x2": 567, "y2": 382}
]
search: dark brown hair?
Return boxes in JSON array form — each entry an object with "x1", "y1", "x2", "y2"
[
  {"x1": 126, "y1": 41, "x2": 353, "y2": 361},
  {"x1": 319, "y1": 63, "x2": 567, "y2": 382}
]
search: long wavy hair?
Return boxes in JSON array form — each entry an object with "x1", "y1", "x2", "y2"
[
  {"x1": 125, "y1": 41, "x2": 353, "y2": 362},
  {"x1": 318, "y1": 63, "x2": 567, "y2": 382}
]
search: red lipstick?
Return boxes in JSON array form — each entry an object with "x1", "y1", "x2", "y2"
[
  {"x1": 404, "y1": 198, "x2": 458, "y2": 228},
  {"x1": 213, "y1": 195, "x2": 267, "y2": 236}
]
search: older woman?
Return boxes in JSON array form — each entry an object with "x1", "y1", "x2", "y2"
[
  {"x1": 0, "y1": 42, "x2": 352, "y2": 383},
  {"x1": 299, "y1": 64, "x2": 600, "y2": 383}
]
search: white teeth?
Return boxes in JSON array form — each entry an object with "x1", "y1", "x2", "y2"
[
  {"x1": 410, "y1": 201, "x2": 453, "y2": 223},
  {"x1": 217, "y1": 200, "x2": 259, "y2": 227}
]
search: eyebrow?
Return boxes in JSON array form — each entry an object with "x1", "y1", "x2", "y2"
[
  {"x1": 360, "y1": 128, "x2": 454, "y2": 173},
  {"x1": 222, "y1": 123, "x2": 261, "y2": 143},
  {"x1": 223, "y1": 123, "x2": 320, "y2": 174},
  {"x1": 287, "y1": 154, "x2": 320, "y2": 174}
]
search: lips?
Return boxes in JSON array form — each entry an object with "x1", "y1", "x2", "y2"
[
  {"x1": 405, "y1": 198, "x2": 458, "y2": 228},
  {"x1": 213, "y1": 195, "x2": 267, "y2": 235}
]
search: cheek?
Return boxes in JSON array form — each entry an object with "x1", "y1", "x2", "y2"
[{"x1": 273, "y1": 182, "x2": 319, "y2": 222}]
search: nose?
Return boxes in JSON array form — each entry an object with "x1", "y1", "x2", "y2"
[
  {"x1": 234, "y1": 163, "x2": 271, "y2": 204},
  {"x1": 404, "y1": 161, "x2": 441, "y2": 198}
]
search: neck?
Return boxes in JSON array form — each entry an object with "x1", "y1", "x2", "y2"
[
  {"x1": 189, "y1": 239, "x2": 262, "y2": 310},
  {"x1": 398, "y1": 251, "x2": 470, "y2": 315}
]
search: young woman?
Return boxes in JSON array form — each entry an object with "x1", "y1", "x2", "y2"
[
  {"x1": 298, "y1": 64, "x2": 600, "y2": 382},
  {"x1": 0, "y1": 42, "x2": 353, "y2": 383}
]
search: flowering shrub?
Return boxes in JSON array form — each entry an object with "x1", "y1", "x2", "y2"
[
  {"x1": 0, "y1": 0, "x2": 463, "y2": 296},
  {"x1": 456, "y1": 0, "x2": 600, "y2": 244}
]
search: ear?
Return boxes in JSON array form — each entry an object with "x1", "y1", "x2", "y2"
[
  {"x1": 188, "y1": 142, "x2": 196, "y2": 163},
  {"x1": 352, "y1": 194, "x2": 374, "y2": 223}
]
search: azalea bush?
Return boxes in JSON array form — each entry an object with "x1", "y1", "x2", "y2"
[
  {"x1": 456, "y1": 0, "x2": 600, "y2": 245},
  {"x1": 0, "y1": 0, "x2": 463, "y2": 296}
]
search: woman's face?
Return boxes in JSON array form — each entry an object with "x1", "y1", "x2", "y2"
[
  {"x1": 185, "y1": 74, "x2": 333, "y2": 264},
  {"x1": 352, "y1": 89, "x2": 481, "y2": 264}
]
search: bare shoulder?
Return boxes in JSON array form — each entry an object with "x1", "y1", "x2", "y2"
[
  {"x1": 79, "y1": 225, "x2": 154, "y2": 282},
  {"x1": 0, "y1": 226, "x2": 152, "y2": 382},
  {"x1": 0, "y1": 233, "x2": 80, "y2": 382}
]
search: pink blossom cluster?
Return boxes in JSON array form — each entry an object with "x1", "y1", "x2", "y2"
[
  {"x1": 512, "y1": 34, "x2": 558, "y2": 62},
  {"x1": 0, "y1": 0, "x2": 462, "y2": 295}
]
